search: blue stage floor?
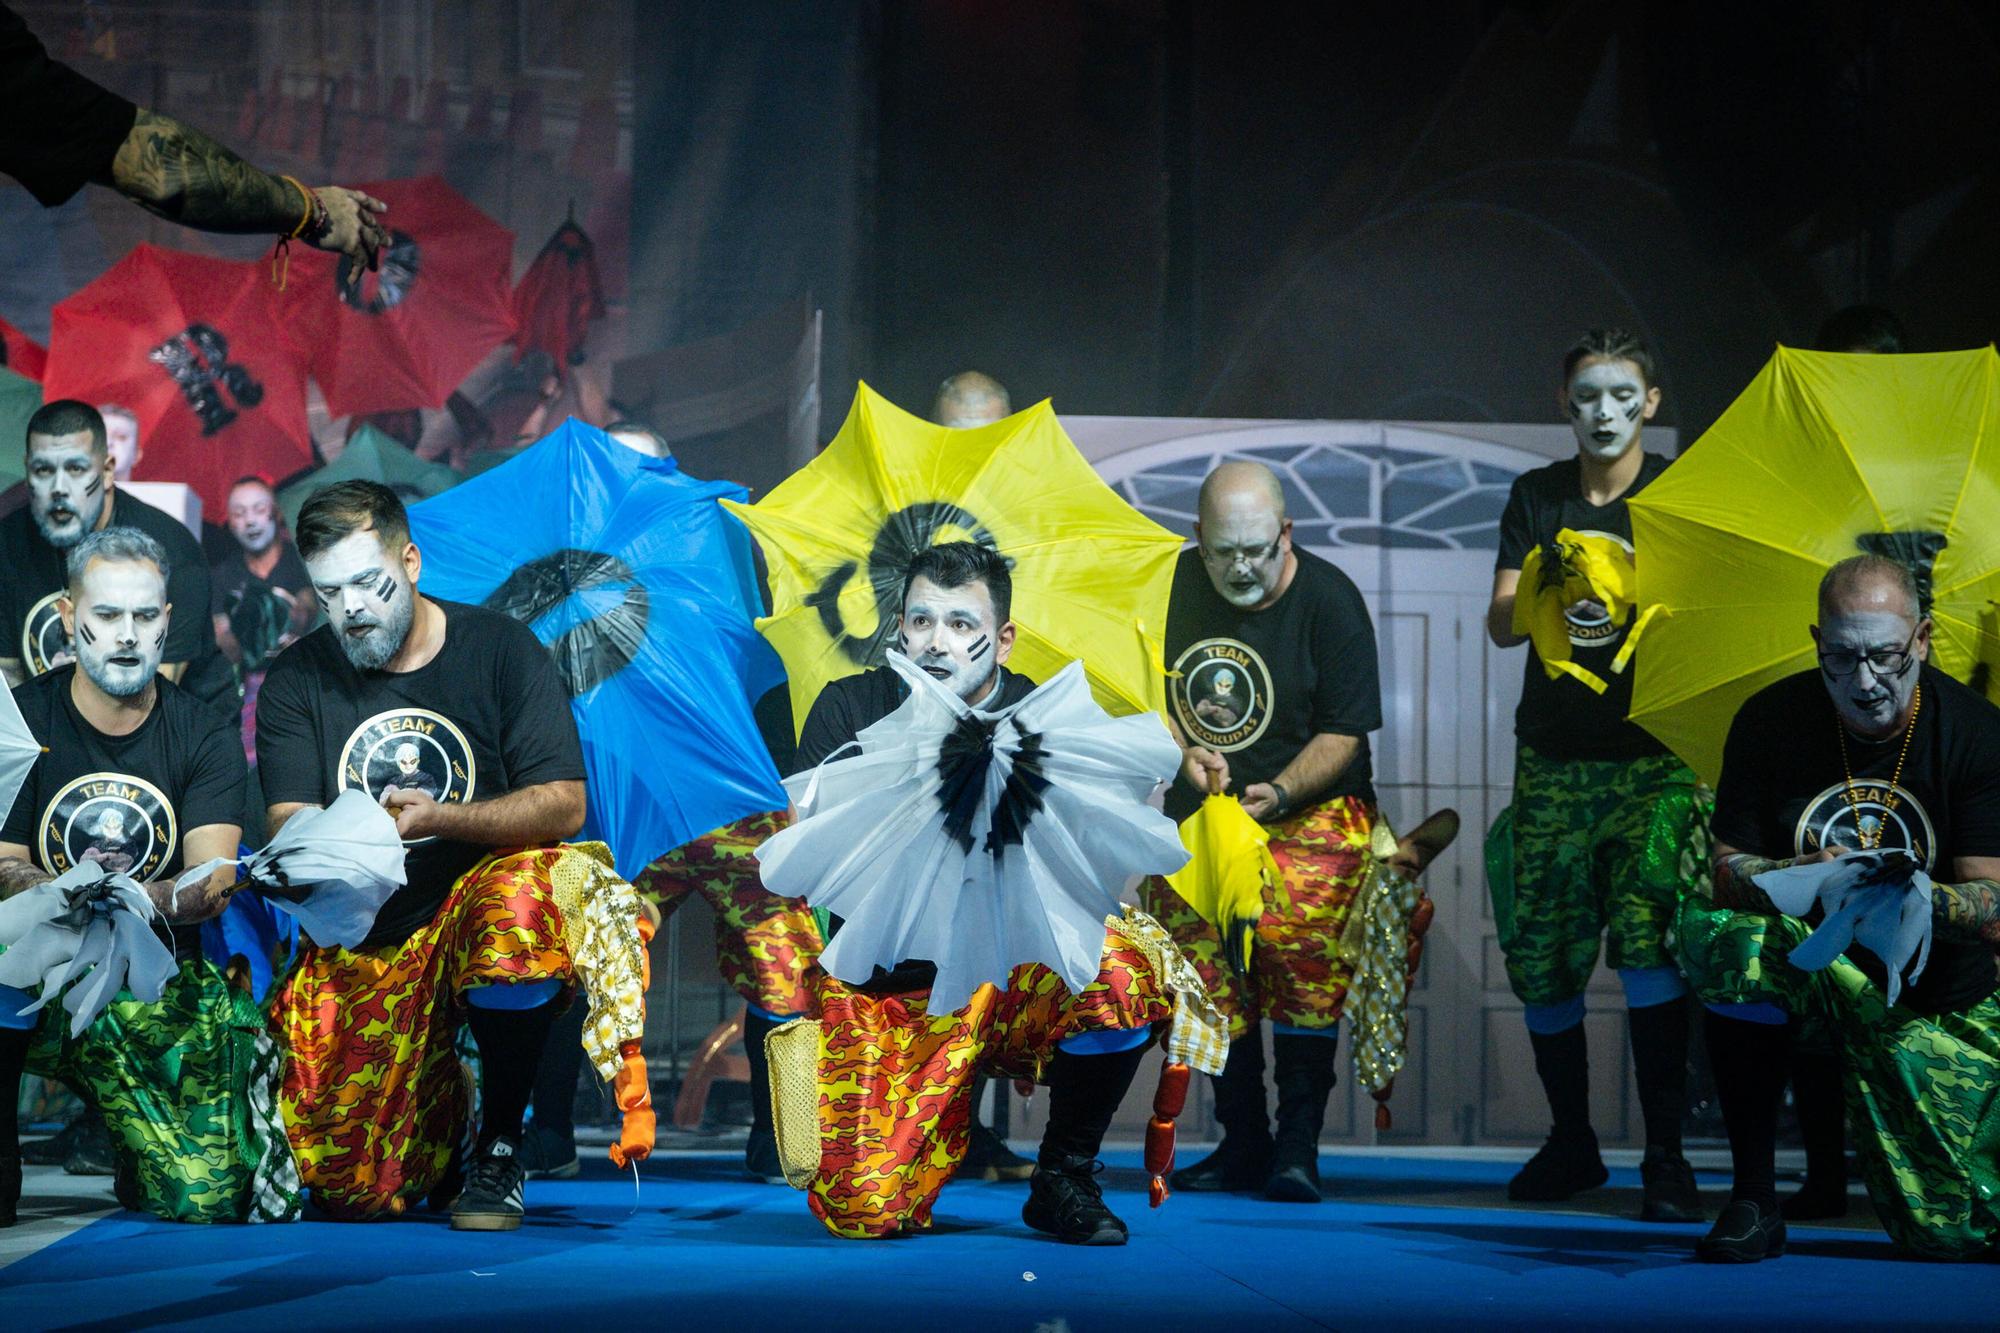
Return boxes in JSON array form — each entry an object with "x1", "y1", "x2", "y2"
[{"x1": 2, "y1": 1150, "x2": 1990, "y2": 1330}]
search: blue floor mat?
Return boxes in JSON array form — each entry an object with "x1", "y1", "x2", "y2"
[{"x1": 3, "y1": 1151, "x2": 1990, "y2": 1331}]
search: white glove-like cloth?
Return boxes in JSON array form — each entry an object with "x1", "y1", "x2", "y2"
[
  {"x1": 1753, "y1": 848, "x2": 1932, "y2": 1008},
  {"x1": 0, "y1": 860, "x2": 177, "y2": 1036},
  {"x1": 175, "y1": 789, "x2": 408, "y2": 950},
  {"x1": 760, "y1": 653, "x2": 1190, "y2": 1014}
]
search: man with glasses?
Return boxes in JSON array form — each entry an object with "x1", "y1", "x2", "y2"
[
  {"x1": 1678, "y1": 554, "x2": 2000, "y2": 1263},
  {"x1": 1144, "y1": 460, "x2": 1390, "y2": 1203}
]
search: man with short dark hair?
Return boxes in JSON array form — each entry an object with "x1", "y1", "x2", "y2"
[
  {"x1": 257, "y1": 480, "x2": 598, "y2": 1230},
  {"x1": 1, "y1": 401, "x2": 232, "y2": 717},
  {"x1": 1682, "y1": 553, "x2": 2000, "y2": 1263},
  {"x1": 211, "y1": 475, "x2": 312, "y2": 760},
  {"x1": 0, "y1": 527, "x2": 295, "y2": 1226}
]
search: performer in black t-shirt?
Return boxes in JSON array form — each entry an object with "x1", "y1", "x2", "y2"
[
  {"x1": 212, "y1": 475, "x2": 314, "y2": 762},
  {"x1": 1484, "y1": 330, "x2": 1702, "y2": 1221},
  {"x1": 0, "y1": 527, "x2": 289, "y2": 1226},
  {"x1": 256, "y1": 481, "x2": 604, "y2": 1232},
  {"x1": 1683, "y1": 555, "x2": 2000, "y2": 1263},
  {"x1": 1142, "y1": 460, "x2": 1443, "y2": 1205},
  {"x1": 0, "y1": 401, "x2": 234, "y2": 716}
]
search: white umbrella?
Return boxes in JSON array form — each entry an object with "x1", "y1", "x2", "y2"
[{"x1": 0, "y1": 678, "x2": 41, "y2": 820}]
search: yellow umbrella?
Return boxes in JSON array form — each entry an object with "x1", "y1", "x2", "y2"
[
  {"x1": 724, "y1": 382, "x2": 1183, "y2": 734},
  {"x1": 1629, "y1": 345, "x2": 2000, "y2": 783},
  {"x1": 1165, "y1": 793, "x2": 1277, "y2": 974}
]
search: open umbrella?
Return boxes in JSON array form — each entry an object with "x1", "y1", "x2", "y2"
[
  {"x1": 1629, "y1": 345, "x2": 2000, "y2": 783},
  {"x1": 278, "y1": 423, "x2": 462, "y2": 532},
  {"x1": 281, "y1": 175, "x2": 516, "y2": 416},
  {"x1": 407, "y1": 417, "x2": 785, "y2": 877},
  {"x1": 723, "y1": 383, "x2": 1183, "y2": 734},
  {"x1": 510, "y1": 218, "x2": 604, "y2": 377},
  {"x1": 0, "y1": 670, "x2": 40, "y2": 819},
  {"x1": 43, "y1": 245, "x2": 313, "y2": 517},
  {"x1": 0, "y1": 316, "x2": 46, "y2": 381},
  {"x1": 0, "y1": 366, "x2": 42, "y2": 490}
]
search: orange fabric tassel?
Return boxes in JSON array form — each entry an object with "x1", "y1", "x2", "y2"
[
  {"x1": 1145, "y1": 1060, "x2": 1191, "y2": 1207},
  {"x1": 608, "y1": 1037, "x2": 655, "y2": 1167}
]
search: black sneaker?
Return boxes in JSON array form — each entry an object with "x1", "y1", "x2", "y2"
[
  {"x1": 450, "y1": 1138, "x2": 526, "y2": 1232},
  {"x1": 1022, "y1": 1155, "x2": 1128, "y2": 1246},
  {"x1": 1170, "y1": 1134, "x2": 1273, "y2": 1193},
  {"x1": 744, "y1": 1127, "x2": 788, "y2": 1185},
  {"x1": 1780, "y1": 1179, "x2": 1850, "y2": 1221},
  {"x1": 0, "y1": 1156, "x2": 19, "y2": 1228},
  {"x1": 62, "y1": 1113, "x2": 116, "y2": 1177},
  {"x1": 1696, "y1": 1197, "x2": 1786, "y2": 1263},
  {"x1": 962, "y1": 1121, "x2": 1036, "y2": 1183},
  {"x1": 1639, "y1": 1146, "x2": 1702, "y2": 1222},
  {"x1": 21, "y1": 1111, "x2": 93, "y2": 1166},
  {"x1": 1507, "y1": 1134, "x2": 1608, "y2": 1202},
  {"x1": 520, "y1": 1122, "x2": 579, "y2": 1181},
  {"x1": 1263, "y1": 1141, "x2": 1323, "y2": 1204}
]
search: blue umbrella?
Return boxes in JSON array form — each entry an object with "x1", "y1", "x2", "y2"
[{"x1": 408, "y1": 417, "x2": 785, "y2": 877}]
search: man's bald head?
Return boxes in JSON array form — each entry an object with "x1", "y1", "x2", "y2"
[
  {"x1": 1197, "y1": 461, "x2": 1286, "y2": 527},
  {"x1": 1194, "y1": 461, "x2": 1292, "y2": 610},
  {"x1": 1818, "y1": 554, "x2": 1920, "y2": 623},
  {"x1": 932, "y1": 372, "x2": 1012, "y2": 429}
]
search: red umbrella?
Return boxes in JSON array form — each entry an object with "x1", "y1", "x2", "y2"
[
  {"x1": 0, "y1": 317, "x2": 46, "y2": 381},
  {"x1": 44, "y1": 245, "x2": 313, "y2": 516},
  {"x1": 281, "y1": 175, "x2": 516, "y2": 416},
  {"x1": 510, "y1": 218, "x2": 604, "y2": 377}
]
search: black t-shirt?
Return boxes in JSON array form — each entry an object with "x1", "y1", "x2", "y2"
[
  {"x1": 211, "y1": 541, "x2": 311, "y2": 676},
  {"x1": 2, "y1": 666, "x2": 246, "y2": 957},
  {"x1": 254, "y1": 599, "x2": 586, "y2": 949},
  {"x1": 0, "y1": 5, "x2": 137, "y2": 207},
  {"x1": 1496, "y1": 453, "x2": 1672, "y2": 760},
  {"x1": 0, "y1": 495, "x2": 235, "y2": 711},
  {"x1": 793, "y1": 663, "x2": 1038, "y2": 992},
  {"x1": 1711, "y1": 664, "x2": 2000, "y2": 1017},
  {"x1": 1162, "y1": 547, "x2": 1380, "y2": 822}
]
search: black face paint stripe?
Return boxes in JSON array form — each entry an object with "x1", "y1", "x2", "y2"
[
  {"x1": 1566, "y1": 399, "x2": 1582, "y2": 420},
  {"x1": 1622, "y1": 401, "x2": 1641, "y2": 421},
  {"x1": 82, "y1": 476, "x2": 103, "y2": 496},
  {"x1": 376, "y1": 574, "x2": 397, "y2": 601},
  {"x1": 76, "y1": 622, "x2": 96, "y2": 645},
  {"x1": 150, "y1": 626, "x2": 165, "y2": 648},
  {"x1": 967, "y1": 634, "x2": 990, "y2": 660}
]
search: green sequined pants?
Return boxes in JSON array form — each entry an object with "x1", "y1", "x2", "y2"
[
  {"x1": 1678, "y1": 897, "x2": 2000, "y2": 1261},
  {"x1": 1486, "y1": 746, "x2": 1704, "y2": 1007}
]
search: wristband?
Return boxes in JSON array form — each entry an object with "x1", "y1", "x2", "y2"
[{"x1": 1270, "y1": 781, "x2": 1291, "y2": 816}]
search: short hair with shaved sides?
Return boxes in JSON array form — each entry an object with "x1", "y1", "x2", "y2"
[
  {"x1": 295, "y1": 479, "x2": 412, "y2": 561},
  {"x1": 26, "y1": 399, "x2": 108, "y2": 456},
  {"x1": 1818, "y1": 554, "x2": 1921, "y2": 621},
  {"x1": 65, "y1": 525, "x2": 169, "y2": 591}
]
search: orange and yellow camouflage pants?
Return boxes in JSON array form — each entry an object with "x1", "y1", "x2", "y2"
[
  {"x1": 1141, "y1": 796, "x2": 1373, "y2": 1039},
  {"x1": 636, "y1": 811, "x2": 824, "y2": 1017},
  {"x1": 273, "y1": 848, "x2": 573, "y2": 1220},
  {"x1": 807, "y1": 922, "x2": 1171, "y2": 1239}
]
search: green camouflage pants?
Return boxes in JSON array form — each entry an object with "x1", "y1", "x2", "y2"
[
  {"x1": 1678, "y1": 897, "x2": 2000, "y2": 1261},
  {"x1": 1487, "y1": 746, "x2": 1703, "y2": 1007},
  {"x1": 27, "y1": 957, "x2": 301, "y2": 1223}
]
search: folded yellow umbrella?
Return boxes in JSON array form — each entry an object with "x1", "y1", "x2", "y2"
[
  {"x1": 1513, "y1": 527, "x2": 1650, "y2": 695},
  {"x1": 1165, "y1": 793, "x2": 1278, "y2": 975}
]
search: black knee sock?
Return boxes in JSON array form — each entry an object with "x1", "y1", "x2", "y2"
[
  {"x1": 530, "y1": 994, "x2": 589, "y2": 1139},
  {"x1": 1788, "y1": 1035, "x2": 1846, "y2": 1190},
  {"x1": 1705, "y1": 1010, "x2": 1790, "y2": 1209},
  {"x1": 743, "y1": 1009, "x2": 781, "y2": 1146},
  {"x1": 1626, "y1": 997, "x2": 1690, "y2": 1154},
  {"x1": 0, "y1": 1028, "x2": 26, "y2": 1154},
  {"x1": 1528, "y1": 1022, "x2": 1594, "y2": 1145},
  {"x1": 467, "y1": 999, "x2": 562, "y2": 1149},
  {"x1": 1039, "y1": 1042, "x2": 1150, "y2": 1164}
]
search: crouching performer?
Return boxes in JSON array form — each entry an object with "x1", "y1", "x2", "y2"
[
  {"x1": 257, "y1": 481, "x2": 620, "y2": 1230},
  {"x1": 755, "y1": 543, "x2": 1225, "y2": 1245}
]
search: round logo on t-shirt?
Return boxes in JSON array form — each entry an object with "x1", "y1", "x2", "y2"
[
  {"x1": 1171, "y1": 637, "x2": 1274, "y2": 752},
  {"x1": 1562, "y1": 530, "x2": 1633, "y2": 650},
  {"x1": 1792, "y1": 780, "x2": 1937, "y2": 869},
  {"x1": 337, "y1": 707, "x2": 477, "y2": 845},
  {"x1": 37, "y1": 772, "x2": 177, "y2": 880},
  {"x1": 21, "y1": 590, "x2": 72, "y2": 675}
]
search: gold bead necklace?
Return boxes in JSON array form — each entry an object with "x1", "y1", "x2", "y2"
[{"x1": 1835, "y1": 684, "x2": 1920, "y2": 851}]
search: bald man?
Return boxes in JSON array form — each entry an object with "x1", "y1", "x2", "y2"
[
  {"x1": 1682, "y1": 555, "x2": 2000, "y2": 1262},
  {"x1": 1142, "y1": 461, "x2": 1387, "y2": 1203},
  {"x1": 931, "y1": 372, "x2": 1011, "y2": 430}
]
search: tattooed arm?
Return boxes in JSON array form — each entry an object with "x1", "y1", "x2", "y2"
[
  {"x1": 0, "y1": 843, "x2": 51, "y2": 902},
  {"x1": 102, "y1": 110, "x2": 388, "y2": 265},
  {"x1": 1707, "y1": 839, "x2": 1842, "y2": 914},
  {"x1": 1936, "y1": 855, "x2": 2000, "y2": 949}
]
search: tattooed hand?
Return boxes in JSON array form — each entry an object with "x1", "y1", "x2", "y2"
[
  {"x1": 1931, "y1": 879, "x2": 2000, "y2": 950},
  {"x1": 309, "y1": 185, "x2": 391, "y2": 274},
  {"x1": 0, "y1": 856, "x2": 53, "y2": 901},
  {"x1": 1708, "y1": 852, "x2": 1792, "y2": 914}
]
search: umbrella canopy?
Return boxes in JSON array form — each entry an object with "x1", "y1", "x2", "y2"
[
  {"x1": 278, "y1": 423, "x2": 462, "y2": 531},
  {"x1": 0, "y1": 366, "x2": 43, "y2": 489},
  {"x1": 724, "y1": 382, "x2": 1182, "y2": 735},
  {"x1": 281, "y1": 175, "x2": 516, "y2": 416},
  {"x1": 510, "y1": 219, "x2": 604, "y2": 376},
  {"x1": 0, "y1": 670, "x2": 40, "y2": 820},
  {"x1": 408, "y1": 417, "x2": 785, "y2": 876},
  {"x1": 0, "y1": 316, "x2": 46, "y2": 381},
  {"x1": 1629, "y1": 345, "x2": 2000, "y2": 783},
  {"x1": 43, "y1": 245, "x2": 313, "y2": 517}
]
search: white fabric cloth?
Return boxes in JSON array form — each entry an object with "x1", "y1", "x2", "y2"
[
  {"x1": 0, "y1": 680, "x2": 40, "y2": 821},
  {"x1": 759, "y1": 653, "x2": 1190, "y2": 1013},
  {"x1": 0, "y1": 860, "x2": 177, "y2": 1036},
  {"x1": 1753, "y1": 848, "x2": 1933, "y2": 1007},
  {"x1": 176, "y1": 788, "x2": 407, "y2": 949}
]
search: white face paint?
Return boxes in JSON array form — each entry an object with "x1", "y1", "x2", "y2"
[
  {"x1": 26, "y1": 433, "x2": 110, "y2": 550},
  {"x1": 227, "y1": 484, "x2": 280, "y2": 554},
  {"x1": 102, "y1": 413, "x2": 141, "y2": 481},
  {"x1": 306, "y1": 530, "x2": 416, "y2": 672},
  {"x1": 1816, "y1": 606, "x2": 1925, "y2": 738},
  {"x1": 899, "y1": 574, "x2": 1005, "y2": 705},
  {"x1": 1565, "y1": 358, "x2": 1651, "y2": 461},
  {"x1": 69, "y1": 559, "x2": 169, "y2": 699},
  {"x1": 1197, "y1": 502, "x2": 1287, "y2": 609}
]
